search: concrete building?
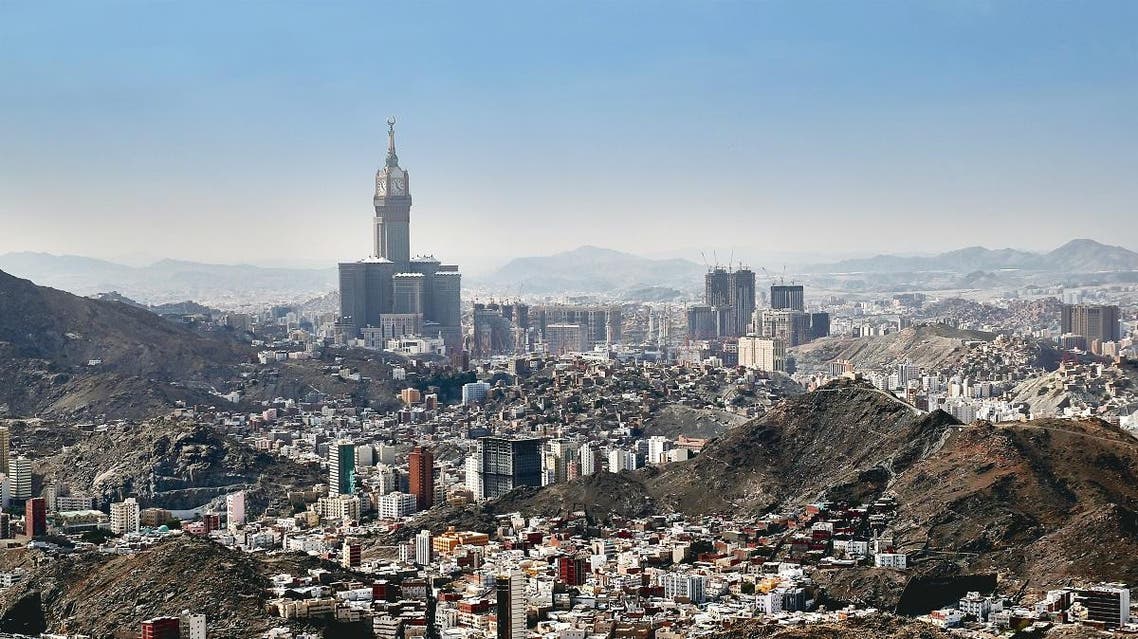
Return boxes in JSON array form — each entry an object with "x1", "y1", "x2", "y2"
[
  {"x1": 496, "y1": 570, "x2": 527, "y2": 639},
  {"x1": 226, "y1": 491, "x2": 246, "y2": 528},
  {"x1": 462, "y1": 382, "x2": 492, "y2": 405},
  {"x1": 770, "y1": 284, "x2": 805, "y2": 311},
  {"x1": 408, "y1": 446, "x2": 434, "y2": 511},
  {"x1": 9, "y1": 456, "x2": 30, "y2": 500},
  {"x1": 24, "y1": 497, "x2": 46, "y2": 538},
  {"x1": 1062, "y1": 304, "x2": 1121, "y2": 352},
  {"x1": 477, "y1": 437, "x2": 544, "y2": 500},
  {"x1": 737, "y1": 335, "x2": 786, "y2": 373},
  {"x1": 329, "y1": 440, "x2": 357, "y2": 496},
  {"x1": 338, "y1": 118, "x2": 462, "y2": 352},
  {"x1": 110, "y1": 497, "x2": 140, "y2": 535},
  {"x1": 415, "y1": 528, "x2": 432, "y2": 565}
]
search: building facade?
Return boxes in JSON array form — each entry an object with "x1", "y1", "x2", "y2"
[{"x1": 338, "y1": 119, "x2": 462, "y2": 352}]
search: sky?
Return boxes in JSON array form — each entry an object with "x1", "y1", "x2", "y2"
[{"x1": 1, "y1": 0, "x2": 1136, "y2": 272}]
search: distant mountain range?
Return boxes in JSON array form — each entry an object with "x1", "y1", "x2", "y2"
[
  {"x1": 0, "y1": 252, "x2": 337, "y2": 306},
  {"x1": 807, "y1": 239, "x2": 1138, "y2": 273},
  {"x1": 475, "y1": 245, "x2": 704, "y2": 295}
]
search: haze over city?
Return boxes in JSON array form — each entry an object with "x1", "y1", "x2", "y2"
[{"x1": 2, "y1": 1, "x2": 1136, "y2": 268}]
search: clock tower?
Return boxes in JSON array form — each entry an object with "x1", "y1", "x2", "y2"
[{"x1": 373, "y1": 117, "x2": 411, "y2": 264}]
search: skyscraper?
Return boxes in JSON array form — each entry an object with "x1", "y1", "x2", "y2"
[
  {"x1": 329, "y1": 440, "x2": 357, "y2": 496},
  {"x1": 1061, "y1": 304, "x2": 1121, "y2": 349},
  {"x1": 496, "y1": 570, "x2": 527, "y2": 639},
  {"x1": 770, "y1": 285, "x2": 805, "y2": 312},
  {"x1": 0, "y1": 426, "x2": 9, "y2": 475},
  {"x1": 25, "y1": 497, "x2": 46, "y2": 538},
  {"x1": 408, "y1": 446, "x2": 434, "y2": 511},
  {"x1": 478, "y1": 437, "x2": 544, "y2": 500},
  {"x1": 729, "y1": 268, "x2": 756, "y2": 338},
  {"x1": 338, "y1": 118, "x2": 463, "y2": 352}
]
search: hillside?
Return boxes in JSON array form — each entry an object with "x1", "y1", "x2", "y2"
[
  {"x1": 712, "y1": 614, "x2": 950, "y2": 639},
  {"x1": 33, "y1": 419, "x2": 319, "y2": 512},
  {"x1": 478, "y1": 246, "x2": 704, "y2": 294},
  {"x1": 0, "y1": 535, "x2": 351, "y2": 637},
  {"x1": 0, "y1": 269, "x2": 248, "y2": 419},
  {"x1": 889, "y1": 418, "x2": 1138, "y2": 591},
  {"x1": 643, "y1": 381, "x2": 960, "y2": 514},
  {"x1": 792, "y1": 325, "x2": 994, "y2": 373}
]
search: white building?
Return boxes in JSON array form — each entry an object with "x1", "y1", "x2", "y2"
[
  {"x1": 579, "y1": 443, "x2": 597, "y2": 476},
  {"x1": 607, "y1": 449, "x2": 637, "y2": 473},
  {"x1": 415, "y1": 529, "x2": 432, "y2": 565},
  {"x1": 499, "y1": 570, "x2": 527, "y2": 639},
  {"x1": 318, "y1": 494, "x2": 362, "y2": 522},
  {"x1": 461, "y1": 382, "x2": 491, "y2": 405},
  {"x1": 226, "y1": 491, "x2": 246, "y2": 528},
  {"x1": 109, "y1": 498, "x2": 140, "y2": 535},
  {"x1": 9, "y1": 457, "x2": 31, "y2": 500},
  {"x1": 464, "y1": 455, "x2": 483, "y2": 497},
  {"x1": 647, "y1": 436, "x2": 671, "y2": 465},
  {"x1": 377, "y1": 492, "x2": 417, "y2": 520},
  {"x1": 660, "y1": 572, "x2": 706, "y2": 604},
  {"x1": 180, "y1": 611, "x2": 207, "y2": 639},
  {"x1": 874, "y1": 553, "x2": 907, "y2": 569}
]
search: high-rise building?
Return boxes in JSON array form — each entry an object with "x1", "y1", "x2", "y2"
[
  {"x1": 329, "y1": 440, "x2": 357, "y2": 496},
  {"x1": 756, "y1": 309, "x2": 810, "y2": 347},
  {"x1": 704, "y1": 268, "x2": 732, "y2": 307},
  {"x1": 24, "y1": 497, "x2": 46, "y2": 538},
  {"x1": 9, "y1": 456, "x2": 31, "y2": 500},
  {"x1": 1074, "y1": 584, "x2": 1130, "y2": 629},
  {"x1": 1061, "y1": 304, "x2": 1121, "y2": 350},
  {"x1": 110, "y1": 497, "x2": 140, "y2": 535},
  {"x1": 738, "y1": 336, "x2": 786, "y2": 373},
  {"x1": 579, "y1": 443, "x2": 598, "y2": 476},
  {"x1": 607, "y1": 449, "x2": 637, "y2": 473},
  {"x1": 544, "y1": 323, "x2": 586, "y2": 355},
  {"x1": 408, "y1": 446, "x2": 434, "y2": 511},
  {"x1": 226, "y1": 491, "x2": 246, "y2": 528},
  {"x1": 338, "y1": 119, "x2": 462, "y2": 352},
  {"x1": 415, "y1": 528, "x2": 432, "y2": 565},
  {"x1": 496, "y1": 570, "x2": 527, "y2": 639},
  {"x1": 770, "y1": 285, "x2": 805, "y2": 312},
  {"x1": 478, "y1": 437, "x2": 544, "y2": 500},
  {"x1": 461, "y1": 382, "x2": 492, "y2": 405},
  {"x1": 0, "y1": 426, "x2": 9, "y2": 475},
  {"x1": 557, "y1": 554, "x2": 588, "y2": 586},
  {"x1": 729, "y1": 268, "x2": 756, "y2": 338}
]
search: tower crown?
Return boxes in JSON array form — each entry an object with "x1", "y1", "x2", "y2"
[{"x1": 375, "y1": 116, "x2": 409, "y2": 199}]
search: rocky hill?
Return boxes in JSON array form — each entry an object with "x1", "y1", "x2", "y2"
[
  {"x1": 792, "y1": 325, "x2": 994, "y2": 373},
  {"x1": 32, "y1": 419, "x2": 319, "y2": 512},
  {"x1": 0, "y1": 535, "x2": 352, "y2": 637},
  {"x1": 642, "y1": 381, "x2": 960, "y2": 514},
  {"x1": 0, "y1": 269, "x2": 249, "y2": 419},
  {"x1": 434, "y1": 383, "x2": 1138, "y2": 597},
  {"x1": 711, "y1": 614, "x2": 950, "y2": 639},
  {"x1": 889, "y1": 417, "x2": 1138, "y2": 591}
]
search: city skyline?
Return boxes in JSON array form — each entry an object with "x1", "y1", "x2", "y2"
[{"x1": 2, "y1": 1, "x2": 1136, "y2": 265}]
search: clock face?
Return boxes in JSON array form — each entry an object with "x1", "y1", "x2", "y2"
[
  {"x1": 376, "y1": 176, "x2": 387, "y2": 196},
  {"x1": 391, "y1": 177, "x2": 405, "y2": 194}
]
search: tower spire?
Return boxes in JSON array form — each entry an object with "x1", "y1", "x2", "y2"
[{"x1": 385, "y1": 116, "x2": 399, "y2": 168}]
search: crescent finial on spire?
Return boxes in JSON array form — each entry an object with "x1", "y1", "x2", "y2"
[{"x1": 385, "y1": 116, "x2": 399, "y2": 168}]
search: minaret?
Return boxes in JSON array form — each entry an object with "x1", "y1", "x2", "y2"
[{"x1": 373, "y1": 116, "x2": 412, "y2": 264}]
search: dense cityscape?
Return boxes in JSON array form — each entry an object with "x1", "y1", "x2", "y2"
[{"x1": 3, "y1": 3, "x2": 1138, "y2": 639}]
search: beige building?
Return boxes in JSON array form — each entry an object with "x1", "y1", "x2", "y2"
[{"x1": 738, "y1": 335, "x2": 786, "y2": 373}]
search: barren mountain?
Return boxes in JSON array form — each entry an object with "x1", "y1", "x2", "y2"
[
  {"x1": 0, "y1": 269, "x2": 249, "y2": 419},
  {"x1": 792, "y1": 325, "x2": 994, "y2": 373},
  {"x1": 0, "y1": 535, "x2": 356, "y2": 638},
  {"x1": 33, "y1": 419, "x2": 319, "y2": 512},
  {"x1": 890, "y1": 417, "x2": 1138, "y2": 591}
]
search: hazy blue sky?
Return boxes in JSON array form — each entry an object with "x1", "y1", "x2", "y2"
[{"x1": 1, "y1": 1, "x2": 1135, "y2": 270}]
